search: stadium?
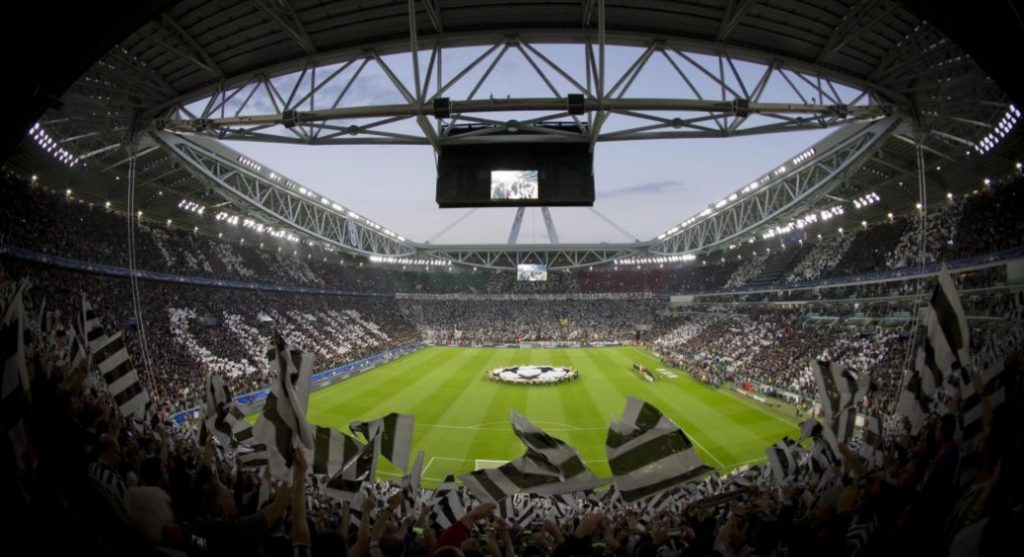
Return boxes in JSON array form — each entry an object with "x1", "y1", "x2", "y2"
[{"x1": 1, "y1": 1, "x2": 1021, "y2": 556}]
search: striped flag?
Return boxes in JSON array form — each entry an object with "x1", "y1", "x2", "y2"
[
  {"x1": 496, "y1": 496, "x2": 516, "y2": 522},
  {"x1": 644, "y1": 488, "x2": 678, "y2": 512},
  {"x1": 812, "y1": 360, "x2": 869, "y2": 442},
  {"x1": 81, "y1": 295, "x2": 107, "y2": 353},
  {"x1": 200, "y1": 373, "x2": 254, "y2": 448},
  {"x1": 512, "y1": 496, "x2": 539, "y2": 527},
  {"x1": 2, "y1": 281, "x2": 35, "y2": 474},
  {"x1": 586, "y1": 486, "x2": 616, "y2": 509},
  {"x1": 428, "y1": 472, "x2": 465, "y2": 530},
  {"x1": 326, "y1": 436, "x2": 379, "y2": 504},
  {"x1": 605, "y1": 397, "x2": 713, "y2": 502},
  {"x1": 547, "y1": 492, "x2": 579, "y2": 519},
  {"x1": 958, "y1": 357, "x2": 1008, "y2": 486},
  {"x1": 798, "y1": 418, "x2": 841, "y2": 467},
  {"x1": 766, "y1": 437, "x2": 802, "y2": 486},
  {"x1": 92, "y1": 331, "x2": 149, "y2": 420},
  {"x1": 924, "y1": 267, "x2": 972, "y2": 390},
  {"x1": 961, "y1": 358, "x2": 1007, "y2": 441},
  {"x1": 399, "y1": 450, "x2": 425, "y2": 514},
  {"x1": 510, "y1": 410, "x2": 600, "y2": 487},
  {"x1": 858, "y1": 414, "x2": 884, "y2": 468},
  {"x1": 237, "y1": 440, "x2": 270, "y2": 470},
  {"x1": 312, "y1": 425, "x2": 365, "y2": 478},
  {"x1": 550, "y1": 491, "x2": 579, "y2": 509},
  {"x1": 67, "y1": 324, "x2": 87, "y2": 373},
  {"x1": 350, "y1": 413, "x2": 413, "y2": 471},
  {"x1": 899, "y1": 267, "x2": 971, "y2": 433},
  {"x1": 460, "y1": 450, "x2": 563, "y2": 503},
  {"x1": 728, "y1": 466, "x2": 764, "y2": 489},
  {"x1": 253, "y1": 334, "x2": 315, "y2": 480}
]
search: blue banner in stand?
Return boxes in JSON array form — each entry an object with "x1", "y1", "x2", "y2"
[{"x1": 170, "y1": 343, "x2": 421, "y2": 425}]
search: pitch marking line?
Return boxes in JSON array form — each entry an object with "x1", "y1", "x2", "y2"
[
  {"x1": 728, "y1": 456, "x2": 768, "y2": 468},
  {"x1": 683, "y1": 433, "x2": 727, "y2": 469},
  {"x1": 475, "y1": 459, "x2": 509, "y2": 470},
  {"x1": 421, "y1": 456, "x2": 437, "y2": 479},
  {"x1": 724, "y1": 389, "x2": 801, "y2": 429},
  {"x1": 420, "y1": 456, "x2": 466, "y2": 482}
]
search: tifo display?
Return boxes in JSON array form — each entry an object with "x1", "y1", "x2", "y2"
[{"x1": 486, "y1": 365, "x2": 579, "y2": 385}]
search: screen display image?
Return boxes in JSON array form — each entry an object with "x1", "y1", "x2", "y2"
[
  {"x1": 490, "y1": 170, "x2": 539, "y2": 200},
  {"x1": 517, "y1": 263, "x2": 548, "y2": 282},
  {"x1": 436, "y1": 143, "x2": 594, "y2": 208}
]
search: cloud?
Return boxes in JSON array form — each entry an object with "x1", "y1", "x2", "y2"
[{"x1": 603, "y1": 180, "x2": 684, "y2": 198}]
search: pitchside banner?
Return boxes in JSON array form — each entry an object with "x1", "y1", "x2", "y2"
[{"x1": 171, "y1": 343, "x2": 420, "y2": 424}]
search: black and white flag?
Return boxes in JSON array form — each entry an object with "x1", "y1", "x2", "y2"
[
  {"x1": 200, "y1": 373, "x2": 254, "y2": 448},
  {"x1": 605, "y1": 397, "x2": 713, "y2": 502},
  {"x1": 399, "y1": 450, "x2": 425, "y2": 514},
  {"x1": 510, "y1": 410, "x2": 604, "y2": 491},
  {"x1": 512, "y1": 496, "x2": 539, "y2": 527},
  {"x1": 798, "y1": 418, "x2": 841, "y2": 465},
  {"x1": 312, "y1": 425, "x2": 365, "y2": 478},
  {"x1": 350, "y1": 413, "x2": 414, "y2": 471},
  {"x1": 460, "y1": 450, "x2": 563, "y2": 503},
  {"x1": 429, "y1": 472, "x2": 465, "y2": 530},
  {"x1": 766, "y1": 437, "x2": 802, "y2": 486},
  {"x1": 92, "y1": 331, "x2": 150, "y2": 420},
  {"x1": 2, "y1": 281, "x2": 34, "y2": 474},
  {"x1": 857, "y1": 414, "x2": 884, "y2": 468},
  {"x1": 812, "y1": 360, "x2": 869, "y2": 442},
  {"x1": 958, "y1": 357, "x2": 1008, "y2": 486},
  {"x1": 81, "y1": 295, "x2": 107, "y2": 353},
  {"x1": 67, "y1": 322, "x2": 87, "y2": 374},
  {"x1": 237, "y1": 441, "x2": 270, "y2": 470},
  {"x1": 899, "y1": 267, "x2": 971, "y2": 433},
  {"x1": 253, "y1": 334, "x2": 314, "y2": 480},
  {"x1": 326, "y1": 434, "x2": 379, "y2": 504}
]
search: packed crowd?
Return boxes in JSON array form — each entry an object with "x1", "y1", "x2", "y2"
[
  {"x1": 2, "y1": 241, "x2": 1015, "y2": 417},
  {"x1": 652, "y1": 303, "x2": 1022, "y2": 416},
  {"x1": 885, "y1": 203, "x2": 965, "y2": 270},
  {"x1": 4, "y1": 270, "x2": 1020, "y2": 557},
  {"x1": 402, "y1": 299, "x2": 661, "y2": 344},
  {"x1": 5, "y1": 167, "x2": 1022, "y2": 297},
  {"x1": 0, "y1": 258, "x2": 418, "y2": 412},
  {"x1": 787, "y1": 232, "x2": 856, "y2": 284}
]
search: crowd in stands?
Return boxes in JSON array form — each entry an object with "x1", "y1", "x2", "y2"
[
  {"x1": 403, "y1": 299, "x2": 661, "y2": 344},
  {"x1": 827, "y1": 220, "x2": 908, "y2": 279},
  {"x1": 0, "y1": 258, "x2": 418, "y2": 412},
  {"x1": 885, "y1": 203, "x2": 965, "y2": 270},
  {"x1": 652, "y1": 300, "x2": 1021, "y2": 416},
  {"x1": 4, "y1": 265, "x2": 1021, "y2": 557},
  {"x1": 4, "y1": 245, "x2": 1013, "y2": 419},
  {"x1": 949, "y1": 183, "x2": 1024, "y2": 260},
  {"x1": 2, "y1": 161, "x2": 1023, "y2": 555},
  {"x1": 4, "y1": 168, "x2": 1024, "y2": 296},
  {"x1": 723, "y1": 252, "x2": 769, "y2": 289},
  {"x1": 787, "y1": 232, "x2": 856, "y2": 284}
]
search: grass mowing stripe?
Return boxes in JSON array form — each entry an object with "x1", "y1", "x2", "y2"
[{"x1": 295, "y1": 346, "x2": 799, "y2": 487}]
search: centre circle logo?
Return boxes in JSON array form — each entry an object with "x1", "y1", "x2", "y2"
[{"x1": 486, "y1": 365, "x2": 579, "y2": 385}]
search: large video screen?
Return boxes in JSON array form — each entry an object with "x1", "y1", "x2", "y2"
[
  {"x1": 517, "y1": 263, "x2": 548, "y2": 282},
  {"x1": 490, "y1": 170, "x2": 538, "y2": 200},
  {"x1": 436, "y1": 143, "x2": 594, "y2": 208}
]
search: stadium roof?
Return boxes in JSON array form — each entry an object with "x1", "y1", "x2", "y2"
[{"x1": 4, "y1": 0, "x2": 1023, "y2": 269}]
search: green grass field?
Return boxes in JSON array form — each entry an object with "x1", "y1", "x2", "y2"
[{"x1": 305, "y1": 346, "x2": 800, "y2": 487}]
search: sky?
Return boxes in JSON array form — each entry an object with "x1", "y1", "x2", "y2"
[{"x1": 221, "y1": 44, "x2": 857, "y2": 245}]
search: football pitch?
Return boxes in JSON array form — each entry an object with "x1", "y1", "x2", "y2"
[{"x1": 306, "y1": 346, "x2": 801, "y2": 487}]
